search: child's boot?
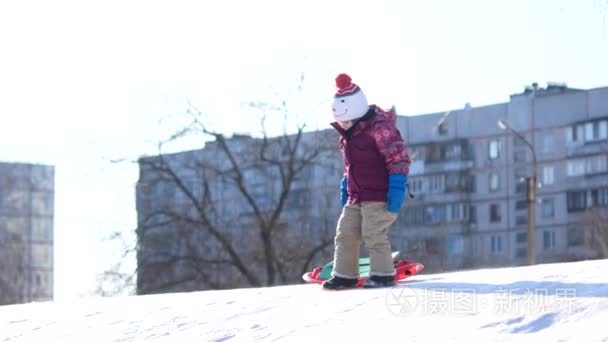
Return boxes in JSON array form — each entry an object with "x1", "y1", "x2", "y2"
[
  {"x1": 322, "y1": 276, "x2": 358, "y2": 290},
  {"x1": 363, "y1": 275, "x2": 395, "y2": 288}
]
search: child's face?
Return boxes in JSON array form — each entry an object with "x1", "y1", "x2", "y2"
[{"x1": 338, "y1": 120, "x2": 353, "y2": 130}]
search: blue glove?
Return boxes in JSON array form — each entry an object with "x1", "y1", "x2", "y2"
[
  {"x1": 340, "y1": 176, "x2": 348, "y2": 207},
  {"x1": 387, "y1": 174, "x2": 407, "y2": 213}
]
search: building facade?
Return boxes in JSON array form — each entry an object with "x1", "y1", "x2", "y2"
[
  {"x1": 395, "y1": 83, "x2": 608, "y2": 270},
  {"x1": 136, "y1": 83, "x2": 608, "y2": 293},
  {"x1": 0, "y1": 162, "x2": 54, "y2": 305}
]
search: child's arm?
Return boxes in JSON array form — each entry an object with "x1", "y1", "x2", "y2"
[
  {"x1": 371, "y1": 122, "x2": 410, "y2": 213},
  {"x1": 371, "y1": 126, "x2": 410, "y2": 176}
]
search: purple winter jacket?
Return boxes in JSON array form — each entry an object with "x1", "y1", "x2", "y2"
[{"x1": 331, "y1": 105, "x2": 410, "y2": 204}]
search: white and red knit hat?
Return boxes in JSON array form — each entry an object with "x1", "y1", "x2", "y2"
[{"x1": 332, "y1": 73, "x2": 369, "y2": 121}]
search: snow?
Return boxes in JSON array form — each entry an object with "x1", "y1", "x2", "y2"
[{"x1": 2, "y1": 259, "x2": 608, "y2": 342}]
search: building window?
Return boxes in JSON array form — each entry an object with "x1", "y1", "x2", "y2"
[
  {"x1": 516, "y1": 232, "x2": 527, "y2": 244},
  {"x1": 516, "y1": 215, "x2": 528, "y2": 225},
  {"x1": 542, "y1": 198, "x2": 555, "y2": 218},
  {"x1": 426, "y1": 144, "x2": 441, "y2": 162},
  {"x1": 410, "y1": 146, "x2": 426, "y2": 161},
  {"x1": 542, "y1": 133, "x2": 554, "y2": 154},
  {"x1": 516, "y1": 247, "x2": 527, "y2": 258},
  {"x1": 438, "y1": 121, "x2": 448, "y2": 135},
  {"x1": 586, "y1": 155, "x2": 608, "y2": 175},
  {"x1": 514, "y1": 230, "x2": 528, "y2": 258},
  {"x1": 430, "y1": 175, "x2": 445, "y2": 193},
  {"x1": 514, "y1": 150, "x2": 527, "y2": 163},
  {"x1": 565, "y1": 156, "x2": 608, "y2": 177},
  {"x1": 468, "y1": 175, "x2": 476, "y2": 193},
  {"x1": 286, "y1": 189, "x2": 310, "y2": 210},
  {"x1": 489, "y1": 203, "x2": 501, "y2": 223},
  {"x1": 586, "y1": 122, "x2": 595, "y2": 142},
  {"x1": 469, "y1": 205, "x2": 477, "y2": 223},
  {"x1": 448, "y1": 203, "x2": 466, "y2": 222},
  {"x1": 572, "y1": 125, "x2": 580, "y2": 142},
  {"x1": 446, "y1": 173, "x2": 466, "y2": 192},
  {"x1": 567, "y1": 160, "x2": 586, "y2": 177},
  {"x1": 514, "y1": 167, "x2": 528, "y2": 180},
  {"x1": 567, "y1": 191, "x2": 587, "y2": 212},
  {"x1": 31, "y1": 192, "x2": 53, "y2": 216},
  {"x1": 31, "y1": 245, "x2": 53, "y2": 268},
  {"x1": 543, "y1": 166, "x2": 554, "y2": 185},
  {"x1": 566, "y1": 124, "x2": 584, "y2": 145},
  {"x1": 567, "y1": 228, "x2": 584, "y2": 247},
  {"x1": 410, "y1": 177, "x2": 423, "y2": 194},
  {"x1": 543, "y1": 230, "x2": 556, "y2": 249},
  {"x1": 515, "y1": 181, "x2": 528, "y2": 194},
  {"x1": 591, "y1": 187, "x2": 608, "y2": 207},
  {"x1": 584, "y1": 120, "x2": 608, "y2": 142},
  {"x1": 4, "y1": 191, "x2": 29, "y2": 214},
  {"x1": 489, "y1": 173, "x2": 500, "y2": 192},
  {"x1": 516, "y1": 199, "x2": 528, "y2": 210},
  {"x1": 444, "y1": 144, "x2": 462, "y2": 160},
  {"x1": 31, "y1": 219, "x2": 53, "y2": 241},
  {"x1": 489, "y1": 140, "x2": 501, "y2": 160},
  {"x1": 600, "y1": 120, "x2": 608, "y2": 140},
  {"x1": 402, "y1": 206, "x2": 426, "y2": 226},
  {"x1": 409, "y1": 160, "x2": 425, "y2": 176},
  {"x1": 491, "y1": 235, "x2": 503, "y2": 254},
  {"x1": 425, "y1": 205, "x2": 446, "y2": 224},
  {"x1": 447, "y1": 236, "x2": 464, "y2": 255}
]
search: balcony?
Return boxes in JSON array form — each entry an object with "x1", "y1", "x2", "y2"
[
  {"x1": 423, "y1": 160, "x2": 475, "y2": 174},
  {"x1": 565, "y1": 141, "x2": 607, "y2": 157}
]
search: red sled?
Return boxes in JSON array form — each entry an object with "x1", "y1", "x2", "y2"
[{"x1": 302, "y1": 259, "x2": 424, "y2": 287}]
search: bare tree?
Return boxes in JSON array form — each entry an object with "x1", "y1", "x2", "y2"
[
  {"x1": 95, "y1": 231, "x2": 136, "y2": 297},
  {"x1": 96, "y1": 73, "x2": 343, "y2": 296},
  {"x1": 127, "y1": 98, "x2": 339, "y2": 294}
]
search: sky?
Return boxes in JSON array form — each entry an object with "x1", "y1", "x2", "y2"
[
  {"x1": 0, "y1": 0, "x2": 607, "y2": 300},
  {"x1": 1, "y1": 258, "x2": 607, "y2": 340}
]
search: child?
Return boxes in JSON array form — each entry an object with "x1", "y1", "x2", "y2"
[{"x1": 324, "y1": 73, "x2": 410, "y2": 290}]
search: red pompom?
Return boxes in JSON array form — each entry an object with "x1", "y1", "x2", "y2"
[{"x1": 335, "y1": 73, "x2": 352, "y2": 89}]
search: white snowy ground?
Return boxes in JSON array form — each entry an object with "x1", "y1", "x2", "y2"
[{"x1": 2, "y1": 260, "x2": 608, "y2": 342}]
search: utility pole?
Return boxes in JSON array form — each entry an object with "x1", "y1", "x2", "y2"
[
  {"x1": 527, "y1": 174, "x2": 537, "y2": 265},
  {"x1": 498, "y1": 116, "x2": 538, "y2": 265},
  {"x1": 529, "y1": 85, "x2": 537, "y2": 265}
]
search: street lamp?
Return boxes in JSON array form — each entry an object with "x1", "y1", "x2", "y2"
[
  {"x1": 497, "y1": 119, "x2": 538, "y2": 265},
  {"x1": 497, "y1": 120, "x2": 507, "y2": 130}
]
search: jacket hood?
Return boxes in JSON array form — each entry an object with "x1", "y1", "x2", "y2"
[{"x1": 370, "y1": 105, "x2": 397, "y2": 127}]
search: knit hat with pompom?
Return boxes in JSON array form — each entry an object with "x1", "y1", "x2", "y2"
[{"x1": 332, "y1": 73, "x2": 369, "y2": 121}]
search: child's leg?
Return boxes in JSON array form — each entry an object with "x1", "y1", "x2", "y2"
[
  {"x1": 361, "y1": 202, "x2": 398, "y2": 276},
  {"x1": 331, "y1": 203, "x2": 362, "y2": 278}
]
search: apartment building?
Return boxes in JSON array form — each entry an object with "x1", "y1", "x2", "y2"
[
  {"x1": 0, "y1": 162, "x2": 54, "y2": 305},
  {"x1": 394, "y1": 83, "x2": 608, "y2": 270}
]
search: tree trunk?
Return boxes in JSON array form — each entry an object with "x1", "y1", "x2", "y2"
[{"x1": 260, "y1": 229, "x2": 276, "y2": 285}]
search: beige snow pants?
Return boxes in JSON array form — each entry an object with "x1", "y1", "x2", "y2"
[{"x1": 331, "y1": 201, "x2": 398, "y2": 278}]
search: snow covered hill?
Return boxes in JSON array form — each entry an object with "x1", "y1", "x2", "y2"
[{"x1": 2, "y1": 259, "x2": 608, "y2": 342}]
